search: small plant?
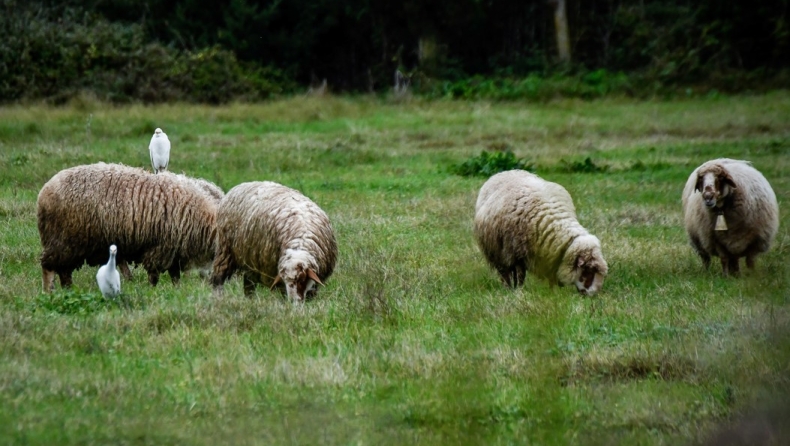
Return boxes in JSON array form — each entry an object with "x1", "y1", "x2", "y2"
[
  {"x1": 450, "y1": 150, "x2": 534, "y2": 177},
  {"x1": 34, "y1": 289, "x2": 112, "y2": 315},
  {"x1": 627, "y1": 160, "x2": 672, "y2": 171},
  {"x1": 10, "y1": 154, "x2": 29, "y2": 166},
  {"x1": 559, "y1": 157, "x2": 609, "y2": 173}
]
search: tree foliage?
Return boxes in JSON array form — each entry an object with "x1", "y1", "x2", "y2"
[{"x1": 1, "y1": 0, "x2": 788, "y2": 102}]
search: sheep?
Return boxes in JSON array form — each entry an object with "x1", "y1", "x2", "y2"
[
  {"x1": 179, "y1": 175, "x2": 224, "y2": 202},
  {"x1": 210, "y1": 181, "x2": 337, "y2": 302},
  {"x1": 96, "y1": 244, "x2": 121, "y2": 298},
  {"x1": 37, "y1": 163, "x2": 217, "y2": 291},
  {"x1": 149, "y1": 127, "x2": 170, "y2": 173},
  {"x1": 114, "y1": 173, "x2": 225, "y2": 281},
  {"x1": 474, "y1": 169, "x2": 608, "y2": 295},
  {"x1": 681, "y1": 158, "x2": 779, "y2": 276}
]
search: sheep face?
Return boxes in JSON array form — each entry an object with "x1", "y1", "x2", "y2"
[
  {"x1": 565, "y1": 236, "x2": 608, "y2": 296},
  {"x1": 695, "y1": 169, "x2": 736, "y2": 209},
  {"x1": 573, "y1": 255, "x2": 606, "y2": 296},
  {"x1": 274, "y1": 248, "x2": 324, "y2": 302}
]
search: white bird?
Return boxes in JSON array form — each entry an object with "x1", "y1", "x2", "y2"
[
  {"x1": 149, "y1": 127, "x2": 171, "y2": 173},
  {"x1": 96, "y1": 245, "x2": 121, "y2": 298}
]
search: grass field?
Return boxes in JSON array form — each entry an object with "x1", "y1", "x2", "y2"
[{"x1": 1, "y1": 92, "x2": 789, "y2": 445}]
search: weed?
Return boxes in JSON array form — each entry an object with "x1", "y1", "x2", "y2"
[
  {"x1": 33, "y1": 288, "x2": 112, "y2": 315},
  {"x1": 450, "y1": 150, "x2": 534, "y2": 177},
  {"x1": 558, "y1": 157, "x2": 609, "y2": 173}
]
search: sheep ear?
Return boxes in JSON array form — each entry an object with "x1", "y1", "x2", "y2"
[
  {"x1": 576, "y1": 256, "x2": 586, "y2": 268},
  {"x1": 270, "y1": 274, "x2": 282, "y2": 290},
  {"x1": 307, "y1": 269, "x2": 324, "y2": 286},
  {"x1": 694, "y1": 174, "x2": 704, "y2": 192},
  {"x1": 720, "y1": 172, "x2": 737, "y2": 190}
]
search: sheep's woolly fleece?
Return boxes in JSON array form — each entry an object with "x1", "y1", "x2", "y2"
[
  {"x1": 113, "y1": 172, "x2": 225, "y2": 280},
  {"x1": 211, "y1": 181, "x2": 337, "y2": 301},
  {"x1": 37, "y1": 162, "x2": 218, "y2": 291},
  {"x1": 474, "y1": 169, "x2": 608, "y2": 295},
  {"x1": 682, "y1": 158, "x2": 779, "y2": 275}
]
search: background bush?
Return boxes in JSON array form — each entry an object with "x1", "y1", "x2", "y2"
[
  {"x1": 0, "y1": 0, "x2": 787, "y2": 103},
  {"x1": 0, "y1": 2, "x2": 295, "y2": 103}
]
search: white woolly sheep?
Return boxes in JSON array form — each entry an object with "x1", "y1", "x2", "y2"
[
  {"x1": 682, "y1": 158, "x2": 779, "y2": 276},
  {"x1": 37, "y1": 163, "x2": 218, "y2": 291},
  {"x1": 474, "y1": 169, "x2": 608, "y2": 295},
  {"x1": 210, "y1": 181, "x2": 337, "y2": 302}
]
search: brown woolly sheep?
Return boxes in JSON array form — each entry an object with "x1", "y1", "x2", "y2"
[
  {"x1": 210, "y1": 181, "x2": 337, "y2": 302},
  {"x1": 474, "y1": 170, "x2": 608, "y2": 295},
  {"x1": 115, "y1": 172, "x2": 225, "y2": 280},
  {"x1": 37, "y1": 163, "x2": 218, "y2": 291},
  {"x1": 682, "y1": 158, "x2": 779, "y2": 276}
]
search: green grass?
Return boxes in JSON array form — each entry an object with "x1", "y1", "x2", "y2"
[{"x1": 1, "y1": 93, "x2": 789, "y2": 445}]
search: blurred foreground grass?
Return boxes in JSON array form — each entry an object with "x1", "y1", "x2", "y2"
[{"x1": 1, "y1": 93, "x2": 789, "y2": 445}]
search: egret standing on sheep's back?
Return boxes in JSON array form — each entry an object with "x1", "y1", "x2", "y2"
[
  {"x1": 149, "y1": 127, "x2": 170, "y2": 174},
  {"x1": 96, "y1": 244, "x2": 121, "y2": 298}
]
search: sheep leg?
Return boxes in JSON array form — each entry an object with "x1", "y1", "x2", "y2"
[
  {"x1": 514, "y1": 264, "x2": 526, "y2": 287},
  {"x1": 168, "y1": 265, "x2": 181, "y2": 285},
  {"x1": 210, "y1": 244, "x2": 237, "y2": 290},
  {"x1": 57, "y1": 270, "x2": 73, "y2": 288},
  {"x1": 744, "y1": 240, "x2": 765, "y2": 270},
  {"x1": 148, "y1": 271, "x2": 160, "y2": 287},
  {"x1": 689, "y1": 236, "x2": 711, "y2": 270},
  {"x1": 42, "y1": 267, "x2": 56, "y2": 293},
  {"x1": 141, "y1": 246, "x2": 174, "y2": 287},
  {"x1": 719, "y1": 257, "x2": 728, "y2": 276},
  {"x1": 700, "y1": 253, "x2": 711, "y2": 270},
  {"x1": 728, "y1": 257, "x2": 740, "y2": 277},
  {"x1": 719, "y1": 256, "x2": 741, "y2": 277},
  {"x1": 242, "y1": 273, "x2": 257, "y2": 297},
  {"x1": 496, "y1": 267, "x2": 515, "y2": 288}
]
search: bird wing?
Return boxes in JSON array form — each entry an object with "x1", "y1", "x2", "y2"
[
  {"x1": 162, "y1": 136, "x2": 171, "y2": 171},
  {"x1": 111, "y1": 273, "x2": 121, "y2": 295}
]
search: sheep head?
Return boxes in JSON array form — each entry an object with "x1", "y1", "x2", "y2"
[
  {"x1": 272, "y1": 248, "x2": 324, "y2": 302},
  {"x1": 695, "y1": 165, "x2": 737, "y2": 209},
  {"x1": 561, "y1": 235, "x2": 608, "y2": 296}
]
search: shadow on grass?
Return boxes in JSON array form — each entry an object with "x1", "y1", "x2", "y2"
[{"x1": 560, "y1": 353, "x2": 701, "y2": 385}]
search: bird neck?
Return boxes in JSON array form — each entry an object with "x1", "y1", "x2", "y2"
[{"x1": 108, "y1": 253, "x2": 116, "y2": 269}]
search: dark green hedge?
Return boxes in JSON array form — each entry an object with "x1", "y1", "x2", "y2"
[{"x1": 0, "y1": 3, "x2": 295, "y2": 103}]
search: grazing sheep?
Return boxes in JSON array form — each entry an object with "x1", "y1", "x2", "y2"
[
  {"x1": 149, "y1": 127, "x2": 170, "y2": 173},
  {"x1": 474, "y1": 170, "x2": 608, "y2": 295},
  {"x1": 210, "y1": 181, "x2": 337, "y2": 302},
  {"x1": 96, "y1": 245, "x2": 121, "y2": 298},
  {"x1": 37, "y1": 163, "x2": 217, "y2": 291},
  {"x1": 115, "y1": 173, "x2": 225, "y2": 280},
  {"x1": 682, "y1": 158, "x2": 779, "y2": 276}
]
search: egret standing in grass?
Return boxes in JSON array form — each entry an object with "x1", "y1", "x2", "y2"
[
  {"x1": 96, "y1": 245, "x2": 121, "y2": 298},
  {"x1": 149, "y1": 127, "x2": 170, "y2": 173}
]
